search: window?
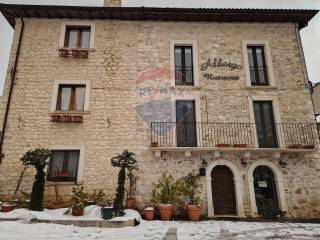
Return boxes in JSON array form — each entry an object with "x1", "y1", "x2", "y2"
[
  {"x1": 56, "y1": 85, "x2": 86, "y2": 111},
  {"x1": 253, "y1": 101, "x2": 278, "y2": 148},
  {"x1": 47, "y1": 150, "x2": 80, "y2": 182},
  {"x1": 64, "y1": 26, "x2": 91, "y2": 49},
  {"x1": 174, "y1": 46, "x2": 194, "y2": 86},
  {"x1": 247, "y1": 46, "x2": 269, "y2": 86}
]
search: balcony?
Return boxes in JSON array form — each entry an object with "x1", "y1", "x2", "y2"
[{"x1": 150, "y1": 122, "x2": 318, "y2": 157}]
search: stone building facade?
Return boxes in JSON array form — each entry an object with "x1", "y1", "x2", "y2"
[{"x1": 0, "y1": 3, "x2": 319, "y2": 219}]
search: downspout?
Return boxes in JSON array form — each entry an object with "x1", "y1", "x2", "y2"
[
  {"x1": 295, "y1": 24, "x2": 317, "y2": 122},
  {"x1": 0, "y1": 16, "x2": 25, "y2": 165}
]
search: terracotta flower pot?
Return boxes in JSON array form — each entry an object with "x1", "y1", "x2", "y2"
[
  {"x1": 1, "y1": 205, "x2": 15, "y2": 212},
  {"x1": 72, "y1": 207, "x2": 84, "y2": 216},
  {"x1": 303, "y1": 145, "x2": 315, "y2": 149},
  {"x1": 151, "y1": 142, "x2": 159, "y2": 147},
  {"x1": 233, "y1": 144, "x2": 247, "y2": 148},
  {"x1": 126, "y1": 197, "x2": 136, "y2": 209},
  {"x1": 289, "y1": 144, "x2": 303, "y2": 149},
  {"x1": 216, "y1": 143, "x2": 231, "y2": 148},
  {"x1": 159, "y1": 204, "x2": 173, "y2": 221},
  {"x1": 143, "y1": 207, "x2": 155, "y2": 221},
  {"x1": 187, "y1": 205, "x2": 201, "y2": 221}
]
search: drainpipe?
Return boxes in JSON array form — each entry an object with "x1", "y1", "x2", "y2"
[
  {"x1": 0, "y1": 16, "x2": 25, "y2": 165},
  {"x1": 295, "y1": 24, "x2": 317, "y2": 123}
]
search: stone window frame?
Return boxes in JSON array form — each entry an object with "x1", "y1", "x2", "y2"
[
  {"x1": 50, "y1": 80, "x2": 91, "y2": 113},
  {"x1": 46, "y1": 145, "x2": 86, "y2": 184},
  {"x1": 170, "y1": 40, "x2": 199, "y2": 87},
  {"x1": 59, "y1": 21, "x2": 96, "y2": 49},
  {"x1": 242, "y1": 40, "x2": 275, "y2": 87},
  {"x1": 248, "y1": 95, "x2": 284, "y2": 148},
  {"x1": 171, "y1": 94, "x2": 202, "y2": 147}
]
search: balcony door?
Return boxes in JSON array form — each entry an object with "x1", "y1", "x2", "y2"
[
  {"x1": 253, "y1": 101, "x2": 278, "y2": 148},
  {"x1": 176, "y1": 100, "x2": 197, "y2": 147}
]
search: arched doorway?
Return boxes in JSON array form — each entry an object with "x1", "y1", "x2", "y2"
[
  {"x1": 211, "y1": 165, "x2": 236, "y2": 215},
  {"x1": 253, "y1": 166, "x2": 279, "y2": 215}
]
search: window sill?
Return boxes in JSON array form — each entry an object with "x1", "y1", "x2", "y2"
[
  {"x1": 171, "y1": 85, "x2": 201, "y2": 90},
  {"x1": 58, "y1": 47, "x2": 95, "y2": 52},
  {"x1": 50, "y1": 111, "x2": 90, "y2": 115},
  {"x1": 245, "y1": 85, "x2": 277, "y2": 90},
  {"x1": 46, "y1": 181, "x2": 83, "y2": 186}
]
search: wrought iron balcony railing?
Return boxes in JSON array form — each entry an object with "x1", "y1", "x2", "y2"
[{"x1": 150, "y1": 122, "x2": 318, "y2": 149}]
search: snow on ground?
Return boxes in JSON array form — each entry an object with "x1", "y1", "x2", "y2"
[
  {"x1": 0, "y1": 208, "x2": 320, "y2": 239},
  {"x1": 0, "y1": 206, "x2": 140, "y2": 222}
]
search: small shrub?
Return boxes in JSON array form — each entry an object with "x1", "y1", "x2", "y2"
[
  {"x1": 20, "y1": 148, "x2": 51, "y2": 211},
  {"x1": 111, "y1": 150, "x2": 138, "y2": 216},
  {"x1": 126, "y1": 170, "x2": 138, "y2": 198},
  {"x1": 151, "y1": 173, "x2": 179, "y2": 205},
  {"x1": 257, "y1": 199, "x2": 286, "y2": 219},
  {"x1": 71, "y1": 187, "x2": 87, "y2": 209},
  {"x1": 177, "y1": 172, "x2": 201, "y2": 207}
]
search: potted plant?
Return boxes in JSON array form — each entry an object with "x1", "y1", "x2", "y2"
[
  {"x1": 216, "y1": 143, "x2": 231, "y2": 147},
  {"x1": 56, "y1": 170, "x2": 70, "y2": 178},
  {"x1": 71, "y1": 187, "x2": 86, "y2": 216},
  {"x1": 86, "y1": 189, "x2": 106, "y2": 206},
  {"x1": 151, "y1": 173, "x2": 179, "y2": 221},
  {"x1": 143, "y1": 206, "x2": 155, "y2": 221},
  {"x1": 233, "y1": 144, "x2": 248, "y2": 148},
  {"x1": 99, "y1": 194, "x2": 114, "y2": 220},
  {"x1": 177, "y1": 172, "x2": 201, "y2": 221},
  {"x1": 126, "y1": 170, "x2": 139, "y2": 209},
  {"x1": 111, "y1": 150, "x2": 138, "y2": 217},
  {"x1": 0, "y1": 199, "x2": 18, "y2": 212},
  {"x1": 151, "y1": 141, "x2": 159, "y2": 147}
]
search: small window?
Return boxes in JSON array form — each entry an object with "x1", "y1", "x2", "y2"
[
  {"x1": 174, "y1": 46, "x2": 194, "y2": 86},
  {"x1": 247, "y1": 46, "x2": 269, "y2": 86},
  {"x1": 56, "y1": 85, "x2": 86, "y2": 111},
  {"x1": 47, "y1": 150, "x2": 80, "y2": 182},
  {"x1": 64, "y1": 26, "x2": 91, "y2": 49}
]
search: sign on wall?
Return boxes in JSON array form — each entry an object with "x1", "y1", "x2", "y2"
[{"x1": 201, "y1": 57, "x2": 242, "y2": 80}]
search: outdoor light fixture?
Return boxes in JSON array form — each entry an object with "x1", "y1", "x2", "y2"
[
  {"x1": 199, "y1": 158, "x2": 208, "y2": 176},
  {"x1": 279, "y1": 159, "x2": 287, "y2": 168},
  {"x1": 241, "y1": 158, "x2": 248, "y2": 168}
]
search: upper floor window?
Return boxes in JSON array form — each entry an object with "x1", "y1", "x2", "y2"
[
  {"x1": 56, "y1": 85, "x2": 86, "y2": 111},
  {"x1": 64, "y1": 26, "x2": 91, "y2": 49},
  {"x1": 47, "y1": 150, "x2": 80, "y2": 182},
  {"x1": 247, "y1": 46, "x2": 269, "y2": 86},
  {"x1": 174, "y1": 46, "x2": 194, "y2": 86}
]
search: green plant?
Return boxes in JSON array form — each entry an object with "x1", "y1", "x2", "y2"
[
  {"x1": 151, "y1": 173, "x2": 179, "y2": 205},
  {"x1": 20, "y1": 148, "x2": 51, "y2": 211},
  {"x1": 111, "y1": 150, "x2": 138, "y2": 216},
  {"x1": 71, "y1": 187, "x2": 87, "y2": 209},
  {"x1": 86, "y1": 189, "x2": 106, "y2": 204},
  {"x1": 177, "y1": 172, "x2": 201, "y2": 207},
  {"x1": 257, "y1": 199, "x2": 286, "y2": 219},
  {"x1": 126, "y1": 170, "x2": 138, "y2": 198}
]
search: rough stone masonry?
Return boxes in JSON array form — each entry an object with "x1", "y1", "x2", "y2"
[{"x1": 0, "y1": 12, "x2": 319, "y2": 218}]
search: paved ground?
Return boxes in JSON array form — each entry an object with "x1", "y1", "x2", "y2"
[{"x1": 1, "y1": 219, "x2": 320, "y2": 240}]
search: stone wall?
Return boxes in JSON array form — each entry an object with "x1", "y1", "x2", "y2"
[{"x1": 0, "y1": 18, "x2": 319, "y2": 218}]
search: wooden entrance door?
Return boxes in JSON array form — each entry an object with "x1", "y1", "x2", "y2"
[{"x1": 211, "y1": 165, "x2": 237, "y2": 215}]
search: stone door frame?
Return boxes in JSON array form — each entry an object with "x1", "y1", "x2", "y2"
[
  {"x1": 247, "y1": 160, "x2": 288, "y2": 217},
  {"x1": 206, "y1": 160, "x2": 245, "y2": 217}
]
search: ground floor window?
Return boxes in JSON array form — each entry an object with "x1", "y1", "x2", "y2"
[
  {"x1": 47, "y1": 150, "x2": 80, "y2": 182},
  {"x1": 253, "y1": 165, "x2": 279, "y2": 214}
]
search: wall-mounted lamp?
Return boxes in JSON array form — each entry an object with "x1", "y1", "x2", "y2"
[
  {"x1": 199, "y1": 158, "x2": 208, "y2": 176},
  {"x1": 279, "y1": 159, "x2": 287, "y2": 168},
  {"x1": 241, "y1": 158, "x2": 248, "y2": 168}
]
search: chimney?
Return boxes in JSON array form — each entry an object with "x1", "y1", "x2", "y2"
[{"x1": 103, "y1": 0, "x2": 121, "y2": 7}]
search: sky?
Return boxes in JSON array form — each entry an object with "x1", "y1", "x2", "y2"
[{"x1": 0, "y1": 0, "x2": 319, "y2": 96}]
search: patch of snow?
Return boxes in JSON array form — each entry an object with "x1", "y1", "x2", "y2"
[{"x1": 144, "y1": 207, "x2": 154, "y2": 210}]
